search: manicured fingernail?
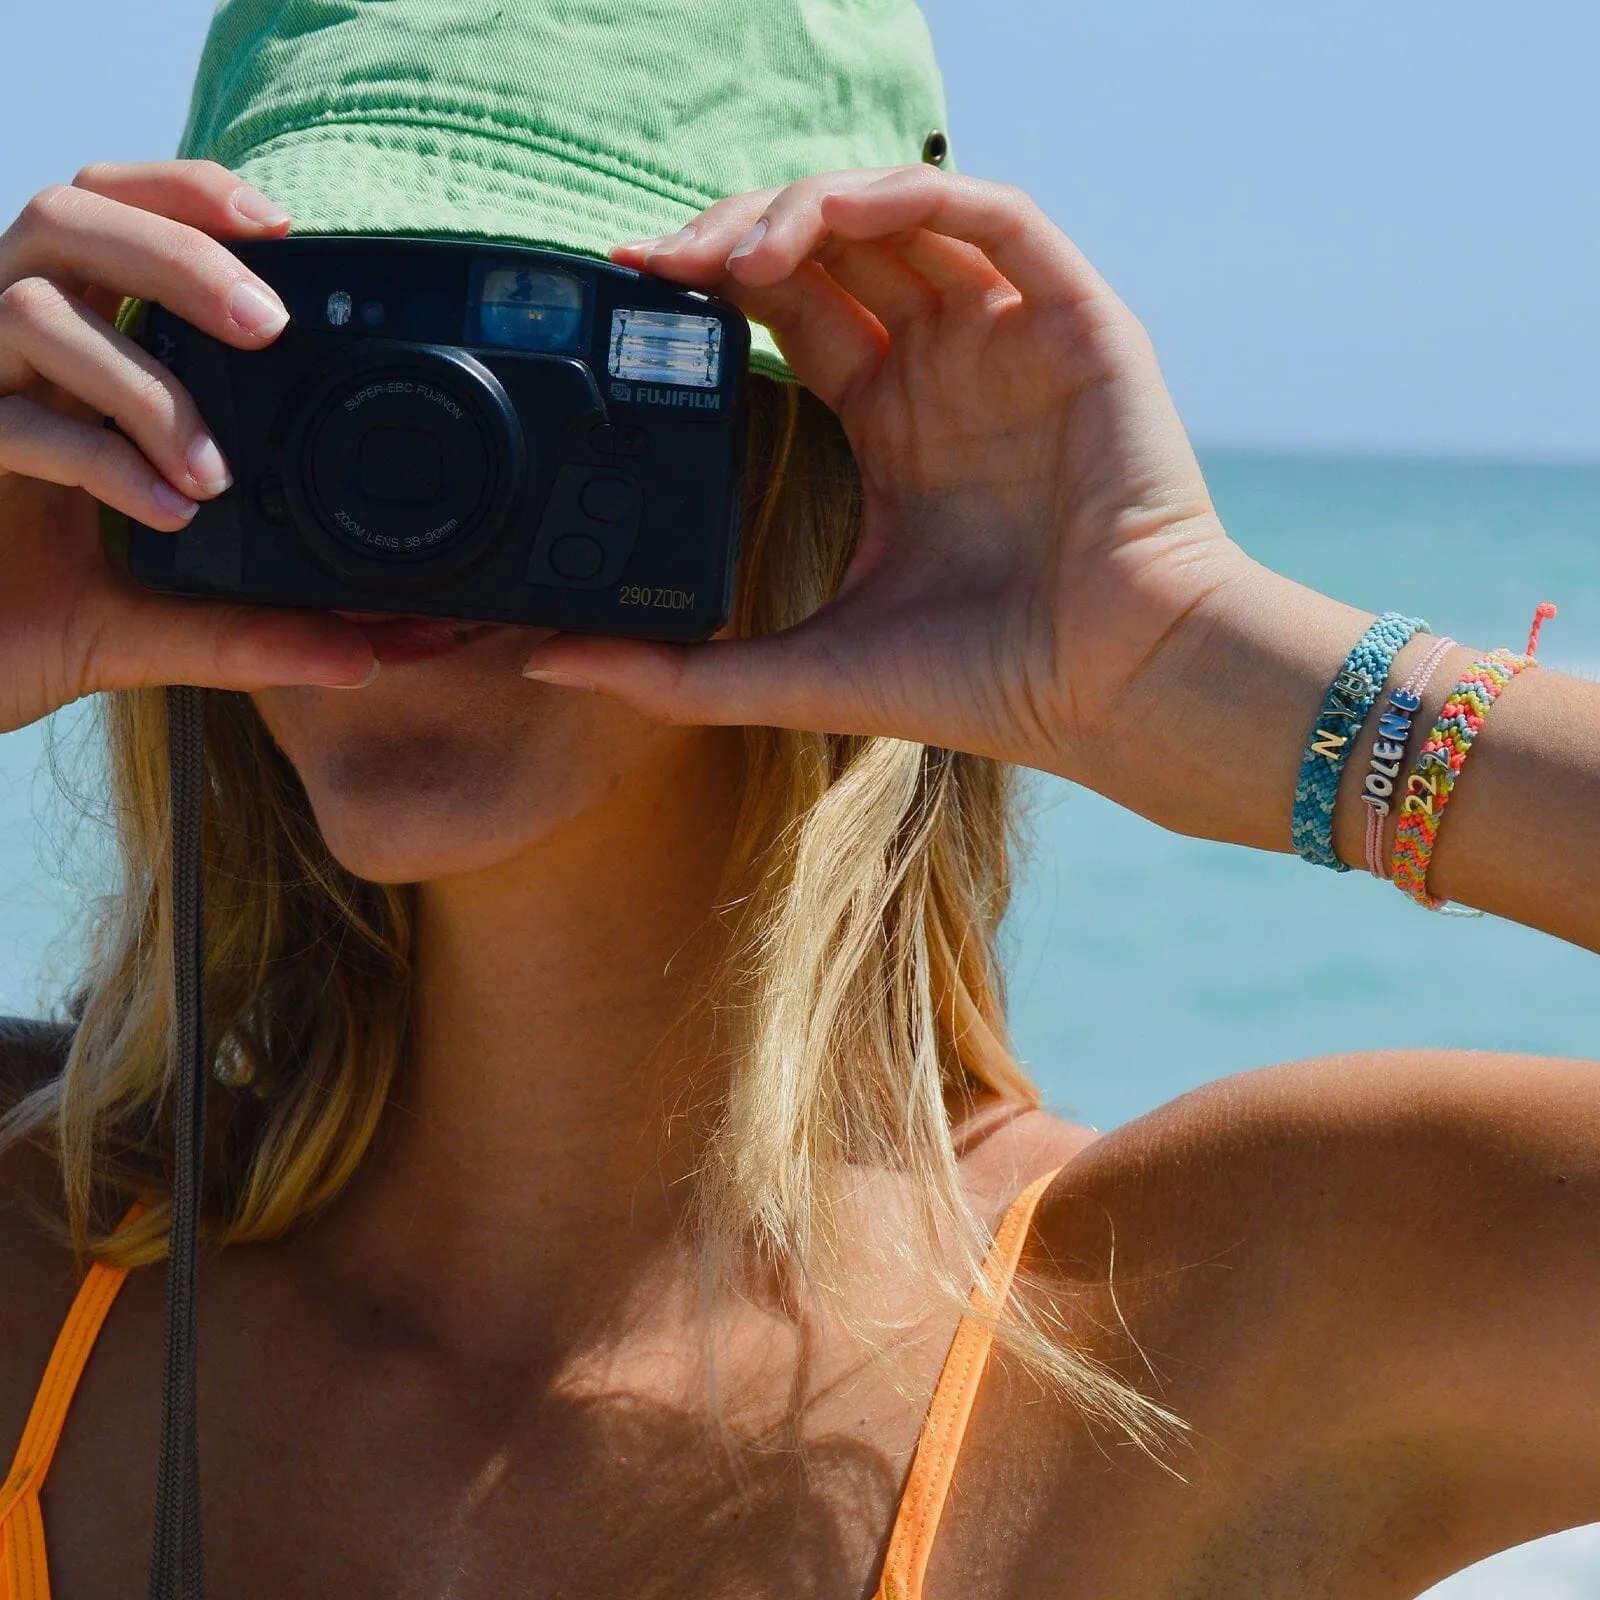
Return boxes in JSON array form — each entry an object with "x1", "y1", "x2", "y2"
[
  {"x1": 323, "y1": 659, "x2": 380, "y2": 690},
  {"x1": 231, "y1": 184, "x2": 291, "y2": 227},
  {"x1": 184, "y1": 433, "x2": 232, "y2": 495},
  {"x1": 228, "y1": 279, "x2": 289, "y2": 338},
  {"x1": 149, "y1": 478, "x2": 198, "y2": 519},
  {"x1": 646, "y1": 224, "x2": 698, "y2": 258},
  {"x1": 522, "y1": 666, "x2": 596, "y2": 692},
  {"x1": 726, "y1": 217, "x2": 768, "y2": 264}
]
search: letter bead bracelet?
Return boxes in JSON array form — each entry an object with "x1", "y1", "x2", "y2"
[{"x1": 1361, "y1": 633, "x2": 1457, "y2": 878}]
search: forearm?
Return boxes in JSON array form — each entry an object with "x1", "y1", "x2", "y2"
[{"x1": 1080, "y1": 554, "x2": 1600, "y2": 953}]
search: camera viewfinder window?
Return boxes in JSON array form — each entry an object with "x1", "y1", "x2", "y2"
[{"x1": 474, "y1": 265, "x2": 586, "y2": 352}]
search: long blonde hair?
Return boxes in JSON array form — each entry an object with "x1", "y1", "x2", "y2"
[{"x1": 2, "y1": 377, "x2": 1178, "y2": 1449}]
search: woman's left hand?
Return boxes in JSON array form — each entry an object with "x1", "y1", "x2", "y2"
[{"x1": 521, "y1": 166, "x2": 1247, "y2": 784}]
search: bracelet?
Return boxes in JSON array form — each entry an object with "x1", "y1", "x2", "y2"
[
  {"x1": 1361, "y1": 634, "x2": 1457, "y2": 878},
  {"x1": 1389, "y1": 604, "x2": 1556, "y2": 909},
  {"x1": 1292, "y1": 612, "x2": 1428, "y2": 870}
]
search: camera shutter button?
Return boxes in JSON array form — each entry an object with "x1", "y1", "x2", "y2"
[
  {"x1": 579, "y1": 475, "x2": 636, "y2": 523},
  {"x1": 549, "y1": 535, "x2": 607, "y2": 580}
]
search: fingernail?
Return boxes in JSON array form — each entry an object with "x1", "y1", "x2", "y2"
[
  {"x1": 323, "y1": 659, "x2": 380, "y2": 690},
  {"x1": 149, "y1": 478, "x2": 198, "y2": 519},
  {"x1": 646, "y1": 224, "x2": 698, "y2": 258},
  {"x1": 184, "y1": 433, "x2": 232, "y2": 496},
  {"x1": 230, "y1": 184, "x2": 291, "y2": 227},
  {"x1": 522, "y1": 666, "x2": 596, "y2": 692},
  {"x1": 228, "y1": 279, "x2": 290, "y2": 338},
  {"x1": 726, "y1": 217, "x2": 768, "y2": 265}
]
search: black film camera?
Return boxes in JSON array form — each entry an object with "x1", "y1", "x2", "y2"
[{"x1": 120, "y1": 236, "x2": 751, "y2": 641}]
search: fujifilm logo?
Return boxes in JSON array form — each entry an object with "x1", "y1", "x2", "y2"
[{"x1": 627, "y1": 385, "x2": 723, "y2": 412}]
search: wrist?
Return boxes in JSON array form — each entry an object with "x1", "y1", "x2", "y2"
[{"x1": 1071, "y1": 556, "x2": 1381, "y2": 852}]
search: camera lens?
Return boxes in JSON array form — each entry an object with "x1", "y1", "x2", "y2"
[
  {"x1": 281, "y1": 343, "x2": 524, "y2": 582},
  {"x1": 358, "y1": 426, "x2": 442, "y2": 502}
]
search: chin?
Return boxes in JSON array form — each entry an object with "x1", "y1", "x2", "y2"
[{"x1": 249, "y1": 629, "x2": 688, "y2": 885}]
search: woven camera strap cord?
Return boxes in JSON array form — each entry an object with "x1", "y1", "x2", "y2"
[
  {"x1": 150, "y1": 685, "x2": 208, "y2": 1600},
  {"x1": 1291, "y1": 612, "x2": 1428, "y2": 870}
]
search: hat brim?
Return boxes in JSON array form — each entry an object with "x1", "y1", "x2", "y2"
[{"x1": 226, "y1": 120, "x2": 794, "y2": 382}]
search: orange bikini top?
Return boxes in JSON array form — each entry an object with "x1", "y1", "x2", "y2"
[{"x1": 0, "y1": 1168, "x2": 1061, "y2": 1600}]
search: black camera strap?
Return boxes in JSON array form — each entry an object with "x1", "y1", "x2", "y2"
[{"x1": 149, "y1": 684, "x2": 209, "y2": 1600}]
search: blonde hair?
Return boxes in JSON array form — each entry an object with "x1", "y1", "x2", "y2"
[{"x1": 2, "y1": 377, "x2": 1178, "y2": 1450}]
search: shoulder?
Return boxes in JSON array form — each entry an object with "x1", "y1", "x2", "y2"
[
  {"x1": 1030, "y1": 1048, "x2": 1600, "y2": 1361},
  {"x1": 952, "y1": 1098, "x2": 1100, "y2": 1221},
  {"x1": 1039, "y1": 1046, "x2": 1600, "y2": 1264},
  {"x1": 1014, "y1": 1050, "x2": 1600, "y2": 1571}
]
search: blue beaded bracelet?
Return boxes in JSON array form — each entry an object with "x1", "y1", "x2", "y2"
[{"x1": 1291, "y1": 612, "x2": 1428, "y2": 870}]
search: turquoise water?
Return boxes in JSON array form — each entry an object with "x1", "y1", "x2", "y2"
[
  {"x1": 0, "y1": 454, "x2": 1596, "y2": 1591},
  {"x1": 1008, "y1": 454, "x2": 1600, "y2": 1131}
]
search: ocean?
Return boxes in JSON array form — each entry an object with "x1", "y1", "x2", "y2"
[{"x1": 1, "y1": 454, "x2": 1596, "y2": 1593}]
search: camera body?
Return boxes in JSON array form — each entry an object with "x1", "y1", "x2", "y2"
[{"x1": 123, "y1": 236, "x2": 750, "y2": 642}]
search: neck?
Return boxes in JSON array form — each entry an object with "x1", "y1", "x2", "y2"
[{"x1": 309, "y1": 725, "x2": 748, "y2": 1362}]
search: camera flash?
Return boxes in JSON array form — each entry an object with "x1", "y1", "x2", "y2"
[
  {"x1": 326, "y1": 290, "x2": 353, "y2": 327},
  {"x1": 609, "y1": 309, "x2": 722, "y2": 389}
]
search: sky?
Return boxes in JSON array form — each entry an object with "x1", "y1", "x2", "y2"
[{"x1": 2, "y1": 0, "x2": 1596, "y2": 459}]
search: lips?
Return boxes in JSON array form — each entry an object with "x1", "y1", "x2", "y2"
[{"x1": 332, "y1": 610, "x2": 513, "y2": 665}]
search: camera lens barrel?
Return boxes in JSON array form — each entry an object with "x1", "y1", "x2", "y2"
[{"x1": 280, "y1": 341, "x2": 526, "y2": 586}]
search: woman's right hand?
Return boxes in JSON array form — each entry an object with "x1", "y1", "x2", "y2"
[{"x1": 0, "y1": 159, "x2": 376, "y2": 734}]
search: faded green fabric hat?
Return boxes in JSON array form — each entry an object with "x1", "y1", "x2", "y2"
[{"x1": 175, "y1": 0, "x2": 953, "y2": 381}]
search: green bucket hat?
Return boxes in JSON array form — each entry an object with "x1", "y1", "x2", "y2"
[{"x1": 175, "y1": 0, "x2": 953, "y2": 381}]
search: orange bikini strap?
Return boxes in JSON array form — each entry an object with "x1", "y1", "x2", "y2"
[
  {"x1": 874, "y1": 1165, "x2": 1064, "y2": 1600},
  {"x1": 0, "y1": 1203, "x2": 146, "y2": 1524}
]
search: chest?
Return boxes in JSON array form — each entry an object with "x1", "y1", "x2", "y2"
[
  {"x1": 35, "y1": 1262, "x2": 920, "y2": 1600},
  {"x1": 28, "y1": 1265, "x2": 1414, "y2": 1600}
]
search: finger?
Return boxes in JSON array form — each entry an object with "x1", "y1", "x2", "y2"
[
  {"x1": 817, "y1": 170, "x2": 1108, "y2": 308},
  {"x1": 610, "y1": 188, "x2": 780, "y2": 278},
  {"x1": 81, "y1": 587, "x2": 379, "y2": 696},
  {"x1": 812, "y1": 238, "x2": 940, "y2": 335},
  {"x1": 0, "y1": 393, "x2": 199, "y2": 528},
  {"x1": 521, "y1": 628, "x2": 845, "y2": 733},
  {"x1": 892, "y1": 227, "x2": 1010, "y2": 303},
  {"x1": 0, "y1": 181, "x2": 291, "y2": 350},
  {"x1": 715, "y1": 261, "x2": 888, "y2": 409},
  {"x1": 617, "y1": 208, "x2": 892, "y2": 411},
  {"x1": 0, "y1": 277, "x2": 230, "y2": 500},
  {"x1": 70, "y1": 159, "x2": 292, "y2": 235},
  {"x1": 714, "y1": 167, "x2": 911, "y2": 288},
  {"x1": 613, "y1": 169, "x2": 902, "y2": 290}
]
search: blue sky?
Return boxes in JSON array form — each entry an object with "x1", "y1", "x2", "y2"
[
  {"x1": 918, "y1": 0, "x2": 1600, "y2": 459},
  {"x1": 3, "y1": 0, "x2": 1596, "y2": 458}
]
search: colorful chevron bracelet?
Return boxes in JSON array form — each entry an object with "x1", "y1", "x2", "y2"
[
  {"x1": 1390, "y1": 603, "x2": 1557, "y2": 910},
  {"x1": 1291, "y1": 612, "x2": 1427, "y2": 870}
]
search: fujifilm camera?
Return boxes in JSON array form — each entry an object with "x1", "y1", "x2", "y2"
[{"x1": 121, "y1": 236, "x2": 751, "y2": 642}]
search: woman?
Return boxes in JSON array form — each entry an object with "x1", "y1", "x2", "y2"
[{"x1": 1, "y1": 1, "x2": 1597, "y2": 1595}]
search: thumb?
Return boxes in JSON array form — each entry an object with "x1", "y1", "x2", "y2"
[{"x1": 520, "y1": 628, "x2": 858, "y2": 732}]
